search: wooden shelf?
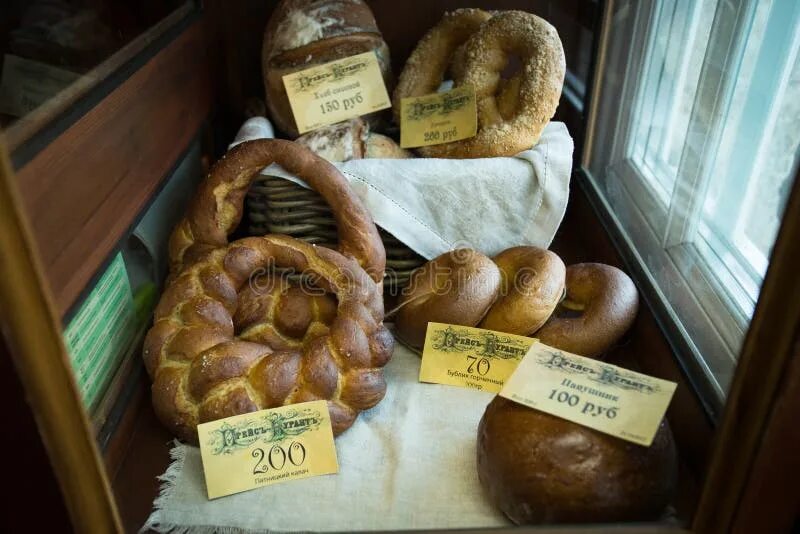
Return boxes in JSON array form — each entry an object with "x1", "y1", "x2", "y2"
[
  {"x1": 110, "y1": 380, "x2": 172, "y2": 533},
  {"x1": 12, "y1": 18, "x2": 213, "y2": 318}
]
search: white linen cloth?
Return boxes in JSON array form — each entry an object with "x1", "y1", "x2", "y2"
[
  {"x1": 229, "y1": 117, "x2": 573, "y2": 258},
  {"x1": 143, "y1": 343, "x2": 510, "y2": 533}
]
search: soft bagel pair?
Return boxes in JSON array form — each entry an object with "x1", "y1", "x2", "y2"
[{"x1": 394, "y1": 247, "x2": 639, "y2": 358}]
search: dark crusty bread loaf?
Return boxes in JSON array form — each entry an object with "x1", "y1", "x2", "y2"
[
  {"x1": 262, "y1": 0, "x2": 393, "y2": 137},
  {"x1": 295, "y1": 118, "x2": 412, "y2": 161},
  {"x1": 477, "y1": 396, "x2": 677, "y2": 524}
]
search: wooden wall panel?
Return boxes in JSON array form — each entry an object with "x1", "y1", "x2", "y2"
[
  {"x1": 0, "y1": 140, "x2": 120, "y2": 531},
  {"x1": 14, "y1": 20, "x2": 212, "y2": 317}
]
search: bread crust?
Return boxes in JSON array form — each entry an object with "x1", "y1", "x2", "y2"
[
  {"x1": 535, "y1": 263, "x2": 639, "y2": 358},
  {"x1": 394, "y1": 249, "x2": 501, "y2": 349},
  {"x1": 477, "y1": 396, "x2": 678, "y2": 524},
  {"x1": 479, "y1": 246, "x2": 565, "y2": 335},
  {"x1": 168, "y1": 139, "x2": 386, "y2": 284},
  {"x1": 295, "y1": 118, "x2": 412, "y2": 161},
  {"x1": 392, "y1": 9, "x2": 492, "y2": 122},
  {"x1": 394, "y1": 10, "x2": 565, "y2": 158},
  {"x1": 145, "y1": 235, "x2": 394, "y2": 443},
  {"x1": 393, "y1": 252, "x2": 638, "y2": 358}
]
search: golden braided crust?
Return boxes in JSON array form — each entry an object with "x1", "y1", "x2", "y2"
[
  {"x1": 144, "y1": 235, "x2": 394, "y2": 443},
  {"x1": 392, "y1": 9, "x2": 492, "y2": 123},
  {"x1": 167, "y1": 139, "x2": 385, "y2": 284}
]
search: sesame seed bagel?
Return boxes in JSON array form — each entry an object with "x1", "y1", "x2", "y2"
[
  {"x1": 394, "y1": 10, "x2": 566, "y2": 158},
  {"x1": 392, "y1": 8, "x2": 492, "y2": 122}
]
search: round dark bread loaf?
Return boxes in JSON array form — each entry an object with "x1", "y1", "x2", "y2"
[{"x1": 477, "y1": 396, "x2": 678, "y2": 524}]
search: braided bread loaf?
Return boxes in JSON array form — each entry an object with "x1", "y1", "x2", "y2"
[
  {"x1": 168, "y1": 139, "x2": 385, "y2": 284},
  {"x1": 144, "y1": 235, "x2": 394, "y2": 443}
]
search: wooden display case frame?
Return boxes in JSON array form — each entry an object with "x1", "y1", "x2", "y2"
[{"x1": 0, "y1": 1, "x2": 797, "y2": 532}]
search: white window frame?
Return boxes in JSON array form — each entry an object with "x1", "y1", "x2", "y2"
[{"x1": 583, "y1": 0, "x2": 793, "y2": 403}]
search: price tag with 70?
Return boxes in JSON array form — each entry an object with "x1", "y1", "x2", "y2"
[{"x1": 418, "y1": 323, "x2": 536, "y2": 393}]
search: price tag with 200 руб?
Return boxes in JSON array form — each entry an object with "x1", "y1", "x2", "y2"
[
  {"x1": 399, "y1": 85, "x2": 478, "y2": 148},
  {"x1": 198, "y1": 400, "x2": 338, "y2": 499}
]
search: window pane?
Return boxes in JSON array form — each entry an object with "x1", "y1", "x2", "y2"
[
  {"x1": 0, "y1": 1, "x2": 190, "y2": 150},
  {"x1": 697, "y1": 0, "x2": 800, "y2": 314},
  {"x1": 629, "y1": 0, "x2": 717, "y2": 204},
  {"x1": 589, "y1": 0, "x2": 800, "y2": 400}
]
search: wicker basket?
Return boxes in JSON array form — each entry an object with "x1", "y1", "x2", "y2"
[{"x1": 246, "y1": 175, "x2": 425, "y2": 294}]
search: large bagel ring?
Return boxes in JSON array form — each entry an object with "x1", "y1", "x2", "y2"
[
  {"x1": 143, "y1": 235, "x2": 394, "y2": 443},
  {"x1": 394, "y1": 10, "x2": 565, "y2": 158},
  {"x1": 168, "y1": 139, "x2": 385, "y2": 283},
  {"x1": 392, "y1": 8, "x2": 492, "y2": 119},
  {"x1": 479, "y1": 246, "x2": 565, "y2": 336},
  {"x1": 535, "y1": 263, "x2": 639, "y2": 357}
]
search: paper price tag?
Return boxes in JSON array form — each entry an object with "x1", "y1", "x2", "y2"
[
  {"x1": 419, "y1": 323, "x2": 536, "y2": 393},
  {"x1": 500, "y1": 344, "x2": 677, "y2": 446},
  {"x1": 399, "y1": 85, "x2": 477, "y2": 148},
  {"x1": 198, "y1": 400, "x2": 338, "y2": 499},
  {"x1": 282, "y1": 51, "x2": 390, "y2": 134}
]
